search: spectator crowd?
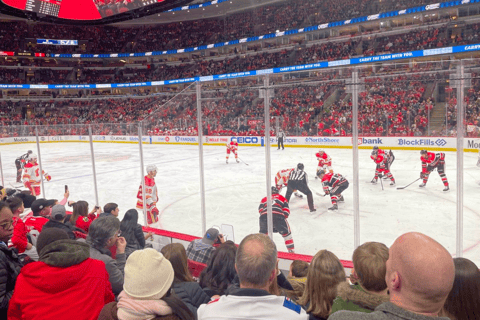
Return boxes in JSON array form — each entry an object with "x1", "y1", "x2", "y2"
[{"x1": 0, "y1": 189, "x2": 478, "y2": 319}]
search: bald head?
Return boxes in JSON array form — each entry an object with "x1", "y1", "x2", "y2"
[
  {"x1": 386, "y1": 232, "x2": 455, "y2": 315},
  {"x1": 236, "y1": 233, "x2": 277, "y2": 289}
]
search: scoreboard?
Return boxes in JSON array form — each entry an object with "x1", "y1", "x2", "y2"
[
  {"x1": 25, "y1": 0, "x2": 61, "y2": 17},
  {"x1": 2, "y1": 0, "x2": 165, "y2": 20}
]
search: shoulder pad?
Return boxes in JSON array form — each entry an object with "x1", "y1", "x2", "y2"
[{"x1": 283, "y1": 297, "x2": 302, "y2": 314}]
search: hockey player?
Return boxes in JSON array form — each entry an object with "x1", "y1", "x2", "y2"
[
  {"x1": 285, "y1": 163, "x2": 316, "y2": 212},
  {"x1": 136, "y1": 164, "x2": 159, "y2": 224},
  {"x1": 315, "y1": 149, "x2": 333, "y2": 179},
  {"x1": 22, "y1": 153, "x2": 51, "y2": 196},
  {"x1": 15, "y1": 150, "x2": 32, "y2": 183},
  {"x1": 370, "y1": 150, "x2": 395, "y2": 186},
  {"x1": 226, "y1": 140, "x2": 239, "y2": 164},
  {"x1": 317, "y1": 169, "x2": 349, "y2": 211},
  {"x1": 274, "y1": 168, "x2": 304, "y2": 198},
  {"x1": 420, "y1": 150, "x2": 449, "y2": 191},
  {"x1": 372, "y1": 146, "x2": 395, "y2": 179},
  {"x1": 259, "y1": 186, "x2": 295, "y2": 253}
]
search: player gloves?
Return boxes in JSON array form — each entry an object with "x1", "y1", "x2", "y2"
[{"x1": 45, "y1": 175, "x2": 52, "y2": 181}]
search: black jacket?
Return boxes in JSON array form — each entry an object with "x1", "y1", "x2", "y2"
[
  {"x1": 123, "y1": 224, "x2": 145, "y2": 257},
  {"x1": 0, "y1": 244, "x2": 22, "y2": 318},
  {"x1": 172, "y1": 281, "x2": 210, "y2": 317},
  {"x1": 42, "y1": 220, "x2": 76, "y2": 240}
]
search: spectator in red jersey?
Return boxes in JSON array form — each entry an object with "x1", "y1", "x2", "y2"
[
  {"x1": 67, "y1": 200, "x2": 100, "y2": 233},
  {"x1": 24, "y1": 198, "x2": 56, "y2": 245},
  {"x1": 8, "y1": 228, "x2": 114, "y2": 320},
  {"x1": 7, "y1": 197, "x2": 39, "y2": 261}
]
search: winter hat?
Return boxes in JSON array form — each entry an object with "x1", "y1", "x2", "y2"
[
  {"x1": 124, "y1": 248, "x2": 174, "y2": 299},
  {"x1": 51, "y1": 204, "x2": 66, "y2": 221},
  {"x1": 36, "y1": 228, "x2": 69, "y2": 256},
  {"x1": 202, "y1": 228, "x2": 219, "y2": 245}
]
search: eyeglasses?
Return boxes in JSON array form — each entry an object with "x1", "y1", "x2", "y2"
[{"x1": 0, "y1": 220, "x2": 13, "y2": 230}]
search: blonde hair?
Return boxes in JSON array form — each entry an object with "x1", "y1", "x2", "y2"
[
  {"x1": 352, "y1": 242, "x2": 389, "y2": 292},
  {"x1": 298, "y1": 250, "x2": 345, "y2": 318}
]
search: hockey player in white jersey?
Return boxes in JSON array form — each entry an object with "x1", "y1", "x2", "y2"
[{"x1": 22, "y1": 153, "x2": 51, "y2": 196}]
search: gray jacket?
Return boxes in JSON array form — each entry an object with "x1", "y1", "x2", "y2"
[
  {"x1": 89, "y1": 246, "x2": 126, "y2": 295},
  {"x1": 328, "y1": 302, "x2": 451, "y2": 320}
]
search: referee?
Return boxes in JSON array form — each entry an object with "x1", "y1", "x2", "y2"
[{"x1": 277, "y1": 129, "x2": 286, "y2": 150}]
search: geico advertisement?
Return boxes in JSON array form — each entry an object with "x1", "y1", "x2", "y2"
[{"x1": 230, "y1": 136, "x2": 262, "y2": 144}]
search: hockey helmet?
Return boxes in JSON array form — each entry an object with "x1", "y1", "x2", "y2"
[
  {"x1": 318, "y1": 149, "x2": 324, "y2": 154},
  {"x1": 373, "y1": 146, "x2": 379, "y2": 151},
  {"x1": 27, "y1": 150, "x2": 33, "y2": 154},
  {"x1": 420, "y1": 150, "x2": 428, "y2": 156},
  {"x1": 146, "y1": 164, "x2": 157, "y2": 173},
  {"x1": 297, "y1": 163, "x2": 304, "y2": 170},
  {"x1": 271, "y1": 186, "x2": 279, "y2": 194},
  {"x1": 316, "y1": 169, "x2": 325, "y2": 178},
  {"x1": 28, "y1": 153, "x2": 37, "y2": 161}
]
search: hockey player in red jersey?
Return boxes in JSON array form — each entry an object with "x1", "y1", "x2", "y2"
[
  {"x1": 370, "y1": 150, "x2": 395, "y2": 186},
  {"x1": 372, "y1": 146, "x2": 395, "y2": 179},
  {"x1": 259, "y1": 186, "x2": 295, "y2": 253},
  {"x1": 136, "y1": 164, "x2": 159, "y2": 224},
  {"x1": 22, "y1": 153, "x2": 51, "y2": 196},
  {"x1": 420, "y1": 150, "x2": 449, "y2": 191},
  {"x1": 317, "y1": 169, "x2": 349, "y2": 211},
  {"x1": 315, "y1": 150, "x2": 333, "y2": 178},
  {"x1": 226, "y1": 140, "x2": 239, "y2": 164}
]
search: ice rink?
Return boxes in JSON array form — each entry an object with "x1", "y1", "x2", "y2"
[{"x1": 1, "y1": 142, "x2": 479, "y2": 265}]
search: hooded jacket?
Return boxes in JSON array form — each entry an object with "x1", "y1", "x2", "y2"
[
  {"x1": 0, "y1": 244, "x2": 22, "y2": 319},
  {"x1": 331, "y1": 282, "x2": 390, "y2": 314},
  {"x1": 8, "y1": 239, "x2": 114, "y2": 320}
]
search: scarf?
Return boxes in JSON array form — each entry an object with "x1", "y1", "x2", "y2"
[{"x1": 117, "y1": 291, "x2": 173, "y2": 320}]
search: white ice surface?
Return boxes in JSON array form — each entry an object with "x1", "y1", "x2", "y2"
[{"x1": 1, "y1": 142, "x2": 479, "y2": 265}]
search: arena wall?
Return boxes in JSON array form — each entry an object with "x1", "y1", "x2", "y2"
[{"x1": 1, "y1": 135, "x2": 479, "y2": 152}]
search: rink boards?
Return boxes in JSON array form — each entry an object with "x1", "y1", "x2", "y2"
[{"x1": 1, "y1": 135, "x2": 479, "y2": 152}]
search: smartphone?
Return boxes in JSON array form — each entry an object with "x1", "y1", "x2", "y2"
[
  {"x1": 94, "y1": 205, "x2": 100, "y2": 210},
  {"x1": 65, "y1": 185, "x2": 68, "y2": 192}
]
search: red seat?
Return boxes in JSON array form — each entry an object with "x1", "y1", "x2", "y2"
[{"x1": 187, "y1": 259, "x2": 207, "y2": 278}]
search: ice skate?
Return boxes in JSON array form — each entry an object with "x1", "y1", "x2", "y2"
[
  {"x1": 294, "y1": 192, "x2": 303, "y2": 198},
  {"x1": 390, "y1": 181, "x2": 395, "y2": 186},
  {"x1": 443, "y1": 186, "x2": 449, "y2": 192},
  {"x1": 226, "y1": 159, "x2": 228, "y2": 164},
  {"x1": 236, "y1": 159, "x2": 239, "y2": 163},
  {"x1": 338, "y1": 195, "x2": 344, "y2": 202},
  {"x1": 310, "y1": 208, "x2": 316, "y2": 213},
  {"x1": 288, "y1": 249, "x2": 295, "y2": 253},
  {"x1": 371, "y1": 178, "x2": 377, "y2": 184},
  {"x1": 419, "y1": 183, "x2": 426, "y2": 187},
  {"x1": 328, "y1": 204, "x2": 338, "y2": 211}
]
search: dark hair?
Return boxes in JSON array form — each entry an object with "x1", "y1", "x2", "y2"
[
  {"x1": 199, "y1": 241, "x2": 237, "y2": 295},
  {"x1": 120, "y1": 209, "x2": 138, "y2": 235},
  {"x1": 161, "y1": 243, "x2": 194, "y2": 283},
  {"x1": 6, "y1": 197, "x2": 23, "y2": 214},
  {"x1": 103, "y1": 203, "x2": 118, "y2": 215},
  {"x1": 163, "y1": 289, "x2": 195, "y2": 320},
  {"x1": 290, "y1": 260, "x2": 309, "y2": 278},
  {"x1": 86, "y1": 216, "x2": 120, "y2": 250},
  {"x1": 442, "y1": 257, "x2": 480, "y2": 320},
  {"x1": 70, "y1": 200, "x2": 88, "y2": 224}
]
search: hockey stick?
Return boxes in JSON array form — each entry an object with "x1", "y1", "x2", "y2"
[
  {"x1": 379, "y1": 176, "x2": 384, "y2": 191},
  {"x1": 315, "y1": 192, "x2": 327, "y2": 197},
  {"x1": 237, "y1": 157, "x2": 249, "y2": 166},
  {"x1": 396, "y1": 178, "x2": 421, "y2": 190}
]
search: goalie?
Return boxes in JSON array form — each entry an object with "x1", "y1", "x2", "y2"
[
  {"x1": 22, "y1": 153, "x2": 51, "y2": 196},
  {"x1": 136, "y1": 164, "x2": 159, "y2": 224}
]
